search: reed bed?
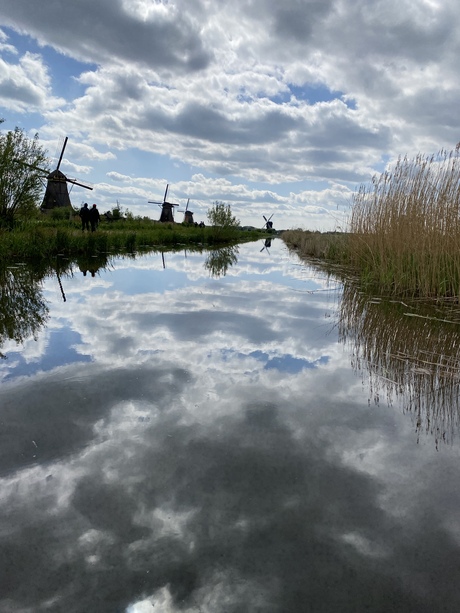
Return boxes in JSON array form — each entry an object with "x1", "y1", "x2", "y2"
[
  {"x1": 283, "y1": 145, "x2": 460, "y2": 300},
  {"x1": 349, "y1": 144, "x2": 460, "y2": 298},
  {"x1": 281, "y1": 230, "x2": 349, "y2": 262}
]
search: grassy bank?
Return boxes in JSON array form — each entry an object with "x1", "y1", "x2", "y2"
[
  {"x1": 281, "y1": 230, "x2": 349, "y2": 263},
  {"x1": 0, "y1": 217, "x2": 267, "y2": 262},
  {"x1": 283, "y1": 145, "x2": 460, "y2": 300}
]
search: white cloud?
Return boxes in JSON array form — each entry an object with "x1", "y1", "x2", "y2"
[
  {"x1": 1, "y1": 243, "x2": 459, "y2": 611},
  {"x1": 0, "y1": 51, "x2": 65, "y2": 112},
  {"x1": 0, "y1": 0, "x2": 459, "y2": 229}
]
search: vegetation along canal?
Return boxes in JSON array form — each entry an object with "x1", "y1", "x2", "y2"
[{"x1": 1, "y1": 239, "x2": 460, "y2": 612}]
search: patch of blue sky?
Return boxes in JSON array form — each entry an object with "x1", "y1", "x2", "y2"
[
  {"x1": 265, "y1": 178, "x2": 333, "y2": 197},
  {"x1": 269, "y1": 83, "x2": 356, "y2": 110},
  {"x1": 1, "y1": 112, "x2": 45, "y2": 133},
  {"x1": 264, "y1": 354, "x2": 329, "y2": 373},
  {"x1": 2, "y1": 328, "x2": 91, "y2": 381},
  {"x1": 97, "y1": 264, "x2": 325, "y2": 296},
  {"x1": 214, "y1": 266, "x2": 333, "y2": 293},
  {"x1": 378, "y1": 153, "x2": 393, "y2": 172},
  {"x1": 2, "y1": 27, "x2": 97, "y2": 101},
  {"x1": 236, "y1": 89, "x2": 254, "y2": 104},
  {"x1": 222, "y1": 348, "x2": 329, "y2": 373},
  {"x1": 98, "y1": 263, "x2": 196, "y2": 295},
  {"x1": 86, "y1": 248, "x2": 335, "y2": 295},
  {"x1": 269, "y1": 272, "x2": 326, "y2": 292},
  {"x1": 106, "y1": 149, "x2": 197, "y2": 188}
]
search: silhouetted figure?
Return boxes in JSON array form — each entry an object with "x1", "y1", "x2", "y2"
[
  {"x1": 79, "y1": 203, "x2": 90, "y2": 231},
  {"x1": 89, "y1": 204, "x2": 100, "y2": 232}
]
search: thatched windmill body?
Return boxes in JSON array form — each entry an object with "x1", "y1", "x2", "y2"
[
  {"x1": 40, "y1": 137, "x2": 92, "y2": 209},
  {"x1": 178, "y1": 199, "x2": 194, "y2": 224},
  {"x1": 148, "y1": 184, "x2": 180, "y2": 222}
]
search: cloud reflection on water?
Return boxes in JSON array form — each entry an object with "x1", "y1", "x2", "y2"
[{"x1": 0, "y1": 241, "x2": 460, "y2": 612}]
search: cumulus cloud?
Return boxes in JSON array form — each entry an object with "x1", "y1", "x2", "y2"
[
  {"x1": 0, "y1": 50, "x2": 65, "y2": 112},
  {"x1": 0, "y1": 0, "x2": 212, "y2": 73},
  {"x1": 0, "y1": 0, "x2": 459, "y2": 227},
  {"x1": 1, "y1": 244, "x2": 459, "y2": 611}
]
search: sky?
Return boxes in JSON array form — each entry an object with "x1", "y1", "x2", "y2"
[{"x1": 0, "y1": 0, "x2": 459, "y2": 230}]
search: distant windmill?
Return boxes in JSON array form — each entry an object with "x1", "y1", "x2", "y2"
[
  {"x1": 262, "y1": 214, "x2": 274, "y2": 230},
  {"x1": 148, "y1": 184, "x2": 180, "y2": 222},
  {"x1": 178, "y1": 198, "x2": 194, "y2": 224}
]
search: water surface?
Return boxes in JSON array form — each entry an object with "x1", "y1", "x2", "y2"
[{"x1": 1, "y1": 239, "x2": 460, "y2": 612}]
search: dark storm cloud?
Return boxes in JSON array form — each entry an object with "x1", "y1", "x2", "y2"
[{"x1": 0, "y1": 0, "x2": 211, "y2": 72}]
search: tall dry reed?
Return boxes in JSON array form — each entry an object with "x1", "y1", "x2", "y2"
[{"x1": 349, "y1": 144, "x2": 460, "y2": 298}]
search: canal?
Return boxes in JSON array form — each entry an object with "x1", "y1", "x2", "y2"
[{"x1": 1, "y1": 238, "x2": 460, "y2": 612}]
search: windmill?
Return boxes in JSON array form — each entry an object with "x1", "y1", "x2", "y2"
[
  {"x1": 262, "y1": 214, "x2": 274, "y2": 230},
  {"x1": 148, "y1": 184, "x2": 180, "y2": 222},
  {"x1": 34, "y1": 137, "x2": 93, "y2": 209},
  {"x1": 178, "y1": 198, "x2": 194, "y2": 224},
  {"x1": 260, "y1": 237, "x2": 272, "y2": 254}
]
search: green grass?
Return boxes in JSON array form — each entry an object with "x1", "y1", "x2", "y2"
[{"x1": 0, "y1": 217, "x2": 269, "y2": 263}]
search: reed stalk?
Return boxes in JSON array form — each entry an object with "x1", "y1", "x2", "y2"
[
  {"x1": 348, "y1": 145, "x2": 460, "y2": 298},
  {"x1": 283, "y1": 144, "x2": 460, "y2": 300}
]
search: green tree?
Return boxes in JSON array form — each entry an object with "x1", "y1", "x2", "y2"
[
  {"x1": 0, "y1": 126, "x2": 49, "y2": 225},
  {"x1": 207, "y1": 201, "x2": 240, "y2": 240},
  {"x1": 0, "y1": 263, "x2": 49, "y2": 359},
  {"x1": 204, "y1": 245, "x2": 239, "y2": 277}
]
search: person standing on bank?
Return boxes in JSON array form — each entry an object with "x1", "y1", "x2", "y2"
[
  {"x1": 89, "y1": 204, "x2": 100, "y2": 232},
  {"x1": 79, "y1": 202, "x2": 90, "y2": 232}
]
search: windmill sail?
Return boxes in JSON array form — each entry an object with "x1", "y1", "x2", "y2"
[
  {"x1": 41, "y1": 169, "x2": 73, "y2": 209},
  {"x1": 179, "y1": 198, "x2": 194, "y2": 224},
  {"x1": 41, "y1": 137, "x2": 92, "y2": 210},
  {"x1": 148, "y1": 183, "x2": 180, "y2": 222},
  {"x1": 262, "y1": 214, "x2": 274, "y2": 229}
]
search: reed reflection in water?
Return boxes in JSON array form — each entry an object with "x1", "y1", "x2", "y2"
[{"x1": 339, "y1": 281, "x2": 460, "y2": 445}]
